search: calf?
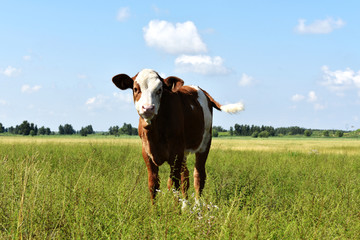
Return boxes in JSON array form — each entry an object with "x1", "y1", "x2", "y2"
[{"x1": 112, "y1": 69, "x2": 244, "y2": 206}]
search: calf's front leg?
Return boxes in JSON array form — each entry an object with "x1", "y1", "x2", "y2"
[
  {"x1": 142, "y1": 150, "x2": 159, "y2": 203},
  {"x1": 167, "y1": 154, "x2": 187, "y2": 193}
]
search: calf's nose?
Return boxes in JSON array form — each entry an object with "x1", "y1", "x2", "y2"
[{"x1": 142, "y1": 104, "x2": 155, "y2": 113}]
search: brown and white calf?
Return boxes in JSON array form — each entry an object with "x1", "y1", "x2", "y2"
[{"x1": 112, "y1": 69, "x2": 244, "y2": 207}]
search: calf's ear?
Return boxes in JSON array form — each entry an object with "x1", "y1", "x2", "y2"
[
  {"x1": 163, "y1": 76, "x2": 184, "y2": 92},
  {"x1": 112, "y1": 74, "x2": 134, "y2": 90}
]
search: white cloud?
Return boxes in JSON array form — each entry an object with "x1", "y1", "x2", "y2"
[
  {"x1": 1, "y1": 66, "x2": 21, "y2": 77},
  {"x1": 86, "y1": 93, "x2": 132, "y2": 110},
  {"x1": 113, "y1": 92, "x2": 133, "y2": 103},
  {"x1": 0, "y1": 99, "x2": 7, "y2": 105},
  {"x1": 291, "y1": 91, "x2": 325, "y2": 110},
  {"x1": 239, "y1": 73, "x2": 253, "y2": 86},
  {"x1": 291, "y1": 94, "x2": 305, "y2": 102},
  {"x1": 143, "y1": 20, "x2": 207, "y2": 54},
  {"x1": 314, "y1": 103, "x2": 325, "y2": 111},
  {"x1": 159, "y1": 72, "x2": 167, "y2": 79},
  {"x1": 175, "y1": 55, "x2": 230, "y2": 75},
  {"x1": 291, "y1": 92, "x2": 318, "y2": 102},
  {"x1": 321, "y1": 65, "x2": 360, "y2": 93},
  {"x1": 202, "y1": 28, "x2": 215, "y2": 34},
  {"x1": 21, "y1": 84, "x2": 42, "y2": 93},
  {"x1": 86, "y1": 97, "x2": 96, "y2": 105},
  {"x1": 295, "y1": 17, "x2": 345, "y2": 34},
  {"x1": 23, "y1": 55, "x2": 31, "y2": 61},
  {"x1": 77, "y1": 74, "x2": 87, "y2": 79},
  {"x1": 117, "y1": 7, "x2": 130, "y2": 22},
  {"x1": 86, "y1": 95, "x2": 109, "y2": 110},
  {"x1": 152, "y1": 5, "x2": 169, "y2": 15},
  {"x1": 307, "y1": 91, "x2": 317, "y2": 102}
]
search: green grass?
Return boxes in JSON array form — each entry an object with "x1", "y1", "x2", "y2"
[{"x1": 0, "y1": 137, "x2": 359, "y2": 239}]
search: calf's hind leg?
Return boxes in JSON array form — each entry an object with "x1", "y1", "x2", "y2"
[
  {"x1": 180, "y1": 161, "x2": 189, "y2": 198},
  {"x1": 194, "y1": 150, "x2": 209, "y2": 204}
]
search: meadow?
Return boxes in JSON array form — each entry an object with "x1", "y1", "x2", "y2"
[{"x1": 0, "y1": 136, "x2": 359, "y2": 239}]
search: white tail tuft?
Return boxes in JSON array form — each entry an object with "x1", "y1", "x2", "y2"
[{"x1": 220, "y1": 102, "x2": 245, "y2": 113}]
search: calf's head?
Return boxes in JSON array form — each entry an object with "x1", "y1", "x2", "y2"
[{"x1": 112, "y1": 69, "x2": 184, "y2": 123}]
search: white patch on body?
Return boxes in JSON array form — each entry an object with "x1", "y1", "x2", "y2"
[
  {"x1": 187, "y1": 86, "x2": 212, "y2": 153},
  {"x1": 134, "y1": 69, "x2": 163, "y2": 122}
]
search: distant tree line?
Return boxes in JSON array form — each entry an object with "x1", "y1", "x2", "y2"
[
  {"x1": 0, "y1": 121, "x2": 53, "y2": 136},
  {"x1": 0, "y1": 121, "x2": 138, "y2": 137},
  {"x1": 58, "y1": 124, "x2": 95, "y2": 136},
  {"x1": 58, "y1": 124, "x2": 76, "y2": 135},
  {"x1": 80, "y1": 125, "x2": 95, "y2": 136},
  {"x1": 230, "y1": 124, "x2": 312, "y2": 137},
  {"x1": 212, "y1": 124, "x2": 348, "y2": 138},
  {"x1": 108, "y1": 123, "x2": 138, "y2": 136},
  {"x1": 0, "y1": 121, "x2": 352, "y2": 138},
  {"x1": 233, "y1": 124, "x2": 276, "y2": 137}
]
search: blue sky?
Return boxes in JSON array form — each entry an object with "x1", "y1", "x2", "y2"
[{"x1": 1, "y1": 1, "x2": 359, "y2": 131}]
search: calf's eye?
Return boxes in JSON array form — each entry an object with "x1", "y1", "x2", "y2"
[{"x1": 156, "y1": 89, "x2": 162, "y2": 95}]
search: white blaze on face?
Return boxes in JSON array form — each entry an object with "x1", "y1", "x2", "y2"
[{"x1": 134, "y1": 69, "x2": 163, "y2": 123}]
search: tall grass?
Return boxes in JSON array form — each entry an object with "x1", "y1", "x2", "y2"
[{"x1": 0, "y1": 137, "x2": 359, "y2": 239}]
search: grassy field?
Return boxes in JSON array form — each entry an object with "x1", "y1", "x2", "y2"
[{"x1": 0, "y1": 136, "x2": 359, "y2": 239}]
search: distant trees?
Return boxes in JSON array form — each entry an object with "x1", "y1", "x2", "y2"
[
  {"x1": 108, "y1": 126, "x2": 120, "y2": 136},
  {"x1": 304, "y1": 130, "x2": 312, "y2": 137},
  {"x1": 212, "y1": 128, "x2": 219, "y2": 137},
  {"x1": 212, "y1": 126, "x2": 225, "y2": 137},
  {"x1": 335, "y1": 130, "x2": 344, "y2": 137},
  {"x1": 108, "y1": 123, "x2": 138, "y2": 136},
  {"x1": 251, "y1": 130, "x2": 270, "y2": 138},
  {"x1": 80, "y1": 125, "x2": 95, "y2": 136},
  {"x1": 60, "y1": 124, "x2": 95, "y2": 136},
  {"x1": 229, "y1": 126, "x2": 234, "y2": 136},
  {"x1": 59, "y1": 124, "x2": 75, "y2": 135},
  {"x1": 63, "y1": 124, "x2": 75, "y2": 135},
  {"x1": 38, "y1": 126, "x2": 51, "y2": 135},
  {"x1": 0, "y1": 121, "x2": 52, "y2": 136},
  {"x1": 258, "y1": 130, "x2": 270, "y2": 138},
  {"x1": 0, "y1": 121, "x2": 352, "y2": 138},
  {"x1": 213, "y1": 126, "x2": 226, "y2": 132},
  {"x1": 120, "y1": 123, "x2": 138, "y2": 135},
  {"x1": 19, "y1": 120, "x2": 32, "y2": 135},
  {"x1": 216, "y1": 125, "x2": 349, "y2": 138},
  {"x1": 320, "y1": 130, "x2": 343, "y2": 138},
  {"x1": 8, "y1": 120, "x2": 38, "y2": 135},
  {"x1": 251, "y1": 131, "x2": 259, "y2": 138},
  {"x1": 323, "y1": 130, "x2": 330, "y2": 137},
  {"x1": 234, "y1": 124, "x2": 275, "y2": 137},
  {"x1": 276, "y1": 126, "x2": 305, "y2": 136},
  {"x1": 58, "y1": 125, "x2": 64, "y2": 135}
]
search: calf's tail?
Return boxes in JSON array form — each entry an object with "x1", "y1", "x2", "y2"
[
  {"x1": 200, "y1": 88, "x2": 245, "y2": 113},
  {"x1": 219, "y1": 102, "x2": 245, "y2": 113}
]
